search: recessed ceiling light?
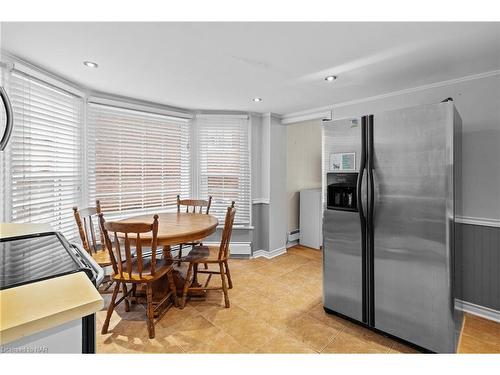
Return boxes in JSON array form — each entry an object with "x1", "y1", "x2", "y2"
[
  {"x1": 324, "y1": 75, "x2": 337, "y2": 82},
  {"x1": 252, "y1": 97, "x2": 262, "y2": 102},
  {"x1": 83, "y1": 61, "x2": 98, "y2": 68}
]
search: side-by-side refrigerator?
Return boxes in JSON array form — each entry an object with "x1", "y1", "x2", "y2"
[{"x1": 322, "y1": 101, "x2": 462, "y2": 353}]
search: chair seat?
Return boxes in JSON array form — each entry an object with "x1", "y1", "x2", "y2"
[
  {"x1": 181, "y1": 240, "x2": 201, "y2": 245},
  {"x1": 181, "y1": 246, "x2": 225, "y2": 263},
  {"x1": 91, "y1": 248, "x2": 112, "y2": 267},
  {"x1": 112, "y1": 256, "x2": 173, "y2": 283},
  {"x1": 90, "y1": 243, "x2": 153, "y2": 266}
]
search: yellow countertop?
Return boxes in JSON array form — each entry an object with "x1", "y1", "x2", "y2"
[
  {"x1": 0, "y1": 222, "x2": 53, "y2": 239},
  {"x1": 0, "y1": 272, "x2": 104, "y2": 345}
]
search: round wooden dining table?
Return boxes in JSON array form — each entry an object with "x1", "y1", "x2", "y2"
[
  {"x1": 116, "y1": 212, "x2": 219, "y2": 296},
  {"x1": 117, "y1": 212, "x2": 218, "y2": 248}
]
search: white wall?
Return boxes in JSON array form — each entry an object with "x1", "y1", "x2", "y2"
[
  {"x1": 250, "y1": 113, "x2": 263, "y2": 201},
  {"x1": 251, "y1": 113, "x2": 287, "y2": 254},
  {"x1": 285, "y1": 73, "x2": 500, "y2": 227},
  {"x1": 268, "y1": 114, "x2": 288, "y2": 252},
  {"x1": 286, "y1": 121, "x2": 322, "y2": 232},
  {"x1": 261, "y1": 115, "x2": 270, "y2": 201}
]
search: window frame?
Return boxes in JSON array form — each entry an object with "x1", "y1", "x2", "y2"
[
  {"x1": 194, "y1": 114, "x2": 252, "y2": 229},
  {"x1": 1, "y1": 64, "x2": 85, "y2": 238},
  {"x1": 85, "y1": 100, "x2": 193, "y2": 219}
]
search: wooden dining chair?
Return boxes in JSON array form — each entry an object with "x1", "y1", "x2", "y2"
[
  {"x1": 73, "y1": 200, "x2": 113, "y2": 291},
  {"x1": 180, "y1": 201, "x2": 236, "y2": 309},
  {"x1": 177, "y1": 195, "x2": 213, "y2": 214},
  {"x1": 176, "y1": 194, "x2": 213, "y2": 266},
  {"x1": 99, "y1": 213, "x2": 178, "y2": 339}
]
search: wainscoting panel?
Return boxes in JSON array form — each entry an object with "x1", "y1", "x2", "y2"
[{"x1": 456, "y1": 222, "x2": 500, "y2": 311}]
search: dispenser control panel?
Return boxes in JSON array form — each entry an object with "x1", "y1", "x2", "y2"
[{"x1": 326, "y1": 172, "x2": 358, "y2": 212}]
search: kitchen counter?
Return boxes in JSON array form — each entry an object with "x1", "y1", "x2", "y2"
[
  {"x1": 0, "y1": 272, "x2": 103, "y2": 346},
  {"x1": 0, "y1": 222, "x2": 53, "y2": 239}
]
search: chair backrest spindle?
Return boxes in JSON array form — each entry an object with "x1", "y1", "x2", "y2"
[
  {"x1": 219, "y1": 201, "x2": 236, "y2": 260},
  {"x1": 114, "y1": 232, "x2": 124, "y2": 278},
  {"x1": 177, "y1": 195, "x2": 212, "y2": 215},
  {"x1": 73, "y1": 200, "x2": 104, "y2": 255},
  {"x1": 99, "y1": 214, "x2": 160, "y2": 281},
  {"x1": 136, "y1": 233, "x2": 143, "y2": 278}
]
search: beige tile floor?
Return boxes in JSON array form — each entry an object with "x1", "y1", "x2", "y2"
[{"x1": 97, "y1": 245, "x2": 500, "y2": 354}]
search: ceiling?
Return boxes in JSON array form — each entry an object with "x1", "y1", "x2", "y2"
[{"x1": 2, "y1": 22, "x2": 499, "y2": 115}]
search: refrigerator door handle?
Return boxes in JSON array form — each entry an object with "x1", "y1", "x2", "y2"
[
  {"x1": 367, "y1": 114, "x2": 375, "y2": 326},
  {"x1": 368, "y1": 115, "x2": 376, "y2": 228},
  {"x1": 371, "y1": 169, "x2": 379, "y2": 220},
  {"x1": 368, "y1": 115, "x2": 375, "y2": 220},
  {"x1": 360, "y1": 168, "x2": 368, "y2": 218},
  {"x1": 357, "y1": 116, "x2": 367, "y2": 224},
  {"x1": 357, "y1": 167, "x2": 366, "y2": 222},
  {"x1": 358, "y1": 116, "x2": 368, "y2": 323}
]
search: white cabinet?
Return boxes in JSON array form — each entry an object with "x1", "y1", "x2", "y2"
[
  {"x1": 1, "y1": 318, "x2": 83, "y2": 354},
  {"x1": 299, "y1": 188, "x2": 322, "y2": 249}
]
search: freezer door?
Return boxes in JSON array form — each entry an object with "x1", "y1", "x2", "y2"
[
  {"x1": 371, "y1": 103, "x2": 456, "y2": 352},
  {"x1": 323, "y1": 209, "x2": 364, "y2": 321},
  {"x1": 322, "y1": 117, "x2": 366, "y2": 322}
]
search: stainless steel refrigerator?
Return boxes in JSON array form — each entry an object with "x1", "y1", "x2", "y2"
[{"x1": 322, "y1": 101, "x2": 463, "y2": 353}]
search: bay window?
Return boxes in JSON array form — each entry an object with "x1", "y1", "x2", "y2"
[
  {"x1": 1, "y1": 59, "x2": 252, "y2": 236},
  {"x1": 86, "y1": 103, "x2": 191, "y2": 218}
]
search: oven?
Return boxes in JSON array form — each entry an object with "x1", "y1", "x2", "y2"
[{"x1": 0, "y1": 230, "x2": 104, "y2": 353}]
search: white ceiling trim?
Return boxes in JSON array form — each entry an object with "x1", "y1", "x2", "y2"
[
  {"x1": 281, "y1": 69, "x2": 500, "y2": 124},
  {"x1": 196, "y1": 113, "x2": 248, "y2": 120},
  {"x1": 3, "y1": 50, "x2": 196, "y2": 118},
  {"x1": 3, "y1": 52, "x2": 86, "y2": 97},
  {"x1": 88, "y1": 96, "x2": 193, "y2": 120},
  {"x1": 262, "y1": 112, "x2": 282, "y2": 120}
]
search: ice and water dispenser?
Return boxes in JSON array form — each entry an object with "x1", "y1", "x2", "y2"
[{"x1": 326, "y1": 173, "x2": 358, "y2": 212}]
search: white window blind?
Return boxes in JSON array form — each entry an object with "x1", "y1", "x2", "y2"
[
  {"x1": 7, "y1": 71, "x2": 83, "y2": 237},
  {"x1": 197, "y1": 115, "x2": 251, "y2": 226},
  {"x1": 87, "y1": 103, "x2": 191, "y2": 217}
]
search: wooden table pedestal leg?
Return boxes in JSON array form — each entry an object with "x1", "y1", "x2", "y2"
[
  {"x1": 162, "y1": 245, "x2": 206, "y2": 298},
  {"x1": 189, "y1": 263, "x2": 207, "y2": 297}
]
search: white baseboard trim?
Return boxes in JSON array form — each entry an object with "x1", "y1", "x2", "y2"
[
  {"x1": 455, "y1": 216, "x2": 500, "y2": 228},
  {"x1": 287, "y1": 229, "x2": 300, "y2": 242},
  {"x1": 203, "y1": 242, "x2": 251, "y2": 256},
  {"x1": 456, "y1": 299, "x2": 500, "y2": 323},
  {"x1": 253, "y1": 246, "x2": 287, "y2": 259},
  {"x1": 286, "y1": 240, "x2": 299, "y2": 249}
]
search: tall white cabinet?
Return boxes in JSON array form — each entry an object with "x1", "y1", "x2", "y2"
[{"x1": 299, "y1": 188, "x2": 322, "y2": 249}]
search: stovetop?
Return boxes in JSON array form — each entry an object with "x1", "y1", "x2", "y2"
[{"x1": 0, "y1": 231, "x2": 93, "y2": 290}]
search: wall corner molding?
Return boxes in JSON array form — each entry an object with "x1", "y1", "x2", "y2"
[
  {"x1": 455, "y1": 216, "x2": 500, "y2": 228},
  {"x1": 204, "y1": 241, "x2": 251, "y2": 256},
  {"x1": 262, "y1": 112, "x2": 283, "y2": 121},
  {"x1": 456, "y1": 299, "x2": 500, "y2": 323},
  {"x1": 252, "y1": 198, "x2": 270, "y2": 205}
]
